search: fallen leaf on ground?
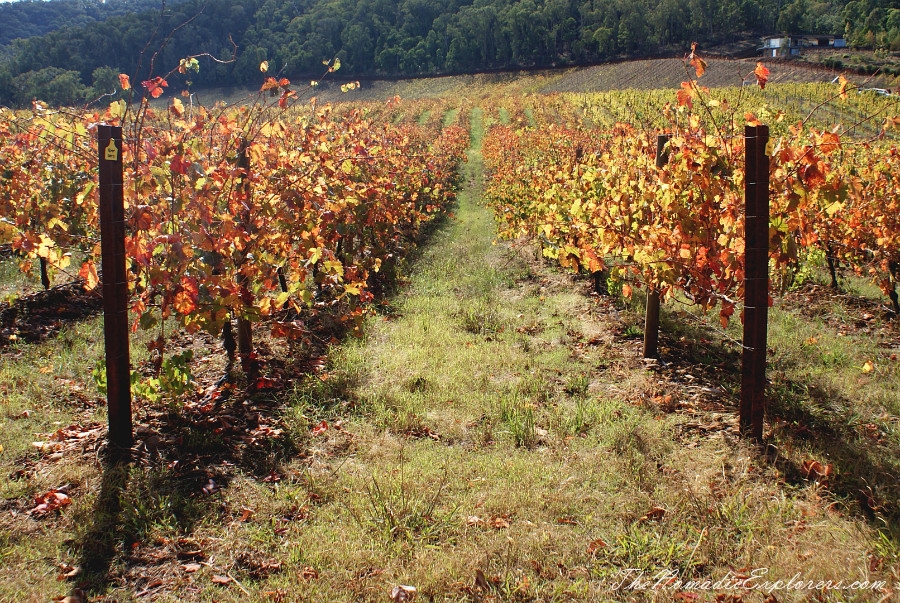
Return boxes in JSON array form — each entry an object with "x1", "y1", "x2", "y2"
[
  {"x1": 801, "y1": 460, "x2": 833, "y2": 482},
  {"x1": 390, "y1": 585, "x2": 417, "y2": 602},
  {"x1": 640, "y1": 506, "x2": 666, "y2": 521},
  {"x1": 57, "y1": 564, "x2": 81, "y2": 580},
  {"x1": 30, "y1": 489, "x2": 71, "y2": 517},
  {"x1": 182, "y1": 563, "x2": 202, "y2": 573},
  {"x1": 300, "y1": 566, "x2": 319, "y2": 580},
  {"x1": 587, "y1": 538, "x2": 607, "y2": 554},
  {"x1": 211, "y1": 574, "x2": 232, "y2": 585}
]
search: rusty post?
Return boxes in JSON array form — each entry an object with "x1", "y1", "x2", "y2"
[
  {"x1": 741, "y1": 125, "x2": 770, "y2": 441},
  {"x1": 98, "y1": 125, "x2": 132, "y2": 450},
  {"x1": 235, "y1": 138, "x2": 254, "y2": 376},
  {"x1": 643, "y1": 134, "x2": 670, "y2": 359}
]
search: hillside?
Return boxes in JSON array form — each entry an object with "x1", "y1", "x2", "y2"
[{"x1": 2, "y1": 0, "x2": 898, "y2": 107}]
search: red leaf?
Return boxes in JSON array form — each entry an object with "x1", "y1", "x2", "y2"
[
  {"x1": 170, "y1": 154, "x2": 190, "y2": 176},
  {"x1": 30, "y1": 489, "x2": 72, "y2": 517},
  {"x1": 254, "y1": 377, "x2": 279, "y2": 391},
  {"x1": 141, "y1": 77, "x2": 168, "y2": 98},
  {"x1": 311, "y1": 420, "x2": 328, "y2": 436}
]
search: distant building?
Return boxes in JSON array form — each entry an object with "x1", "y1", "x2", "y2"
[{"x1": 760, "y1": 35, "x2": 846, "y2": 57}]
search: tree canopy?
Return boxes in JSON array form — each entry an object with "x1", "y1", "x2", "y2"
[{"x1": 1, "y1": 0, "x2": 897, "y2": 106}]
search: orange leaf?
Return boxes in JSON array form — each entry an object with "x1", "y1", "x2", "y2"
[
  {"x1": 838, "y1": 75, "x2": 849, "y2": 100},
  {"x1": 676, "y1": 81, "x2": 693, "y2": 108},
  {"x1": 688, "y1": 44, "x2": 707, "y2": 78},
  {"x1": 754, "y1": 63, "x2": 770, "y2": 89},
  {"x1": 801, "y1": 460, "x2": 833, "y2": 481},
  {"x1": 79, "y1": 260, "x2": 99, "y2": 291},
  {"x1": 141, "y1": 77, "x2": 168, "y2": 98},
  {"x1": 118, "y1": 74, "x2": 131, "y2": 90},
  {"x1": 621, "y1": 283, "x2": 633, "y2": 298}
]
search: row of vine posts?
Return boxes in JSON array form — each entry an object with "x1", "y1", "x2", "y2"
[{"x1": 95, "y1": 124, "x2": 773, "y2": 449}]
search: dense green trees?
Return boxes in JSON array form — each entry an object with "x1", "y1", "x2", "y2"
[{"x1": 0, "y1": 0, "x2": 897, "y2": 106}]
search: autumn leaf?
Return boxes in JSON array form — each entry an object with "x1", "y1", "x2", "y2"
[
  {"x1": 169, "y1": 154, "x2": 190, "y2": 176},
  {"x1": 118, "y1": 74, "x2": 131, "y2": 90},
  {"x1": 862, "y1": 360, "x2": 875, "y2": 374},
  {"x1": 389, "y1": 585, "x2": 417, "y2": 602},
  {"x1": 79, "y1": 261, "x2": 99, "y2": 290},
  {"x1": 278, "y1": 90, "x2": 297, "y2": 109},
  {"x1": 587, "y1": 538, "x2": 607, "y2": 554},
  {"x1": 754, "y1": 62, "x2": 770, "y2": 89},
  {"x1": 676, "y1": 81, "x2": 694, "y2": 108},
  {"x1": 141, "y1": 77, "x2": 168, "y2": 98},
  {"x1": 838, "y1": 75, "x2": 849, "y2": 100},
  {"x1": 640, "y1": 506, "x2": 666, "y2": 521},
  {"x1": 259, "y1": 61, "x2": 269, "y2": 73},
  {"x1": 211, "y1": 575, "x2": 232, "y2": 585},
  {"x1": 311, "y1": 420, "x2": 328, "y2": 436},
  {"x1": 688, "y1": 43, "x2": 707, "y2": 78},
  {"x1": 170, "y1": 98, "x2": 185, "y2": 118},
  {"x1": 801, "y1": 460, "x2": 833, "y2": 482},
  {"x1": 621, "y1": 283, "x2": 633, "y2": 298},
  {"x1": 30, "y1": 489, "x2": 72, "y2": 517}
]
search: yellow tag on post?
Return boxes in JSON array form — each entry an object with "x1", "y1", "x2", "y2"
[{"x1": 104, "y1": 139, "x2": 119, "y2": 161}]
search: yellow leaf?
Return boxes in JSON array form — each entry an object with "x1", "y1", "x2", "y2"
[
  {"x1": 824, "y1": 201, "x2": 844, "y2": 217},
  {"x1": 862, "y1": 361, "x2": 875, "y2": 374},
  {"x1": 260, "y1": 61, "x2": 269, "y2": 73},
  {"x1": 108, "y1": 99, "x2": 127, "y2": 119},
  {"x1": 170, "y1": 98, "x2": 184, "y2": 117}
]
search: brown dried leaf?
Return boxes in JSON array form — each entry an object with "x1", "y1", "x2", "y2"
[
  {"x1": 586, "y1": 538, "x2": 607, "y2": 554},
  {"x1": 640, "y1": 506, "x2": 666, "y2": 521}
]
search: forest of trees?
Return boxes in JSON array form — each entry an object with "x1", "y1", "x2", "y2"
[{"x1": 0, "y1": 0, "x2": 898, "y2": 107}]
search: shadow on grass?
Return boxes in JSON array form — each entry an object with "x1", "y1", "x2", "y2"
[
  {"x1": 66, "y1": 189, "x2": 462, "y2": 598},
  {"x1": 74, "y1": 450, "x2": 130, "y2": 593},
  {"x1": 766, "y1": 377, "x2": 900, "y2": 544},
  {"x1": 620, "y1": 290, "x2": 899, "y2": 546}
]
